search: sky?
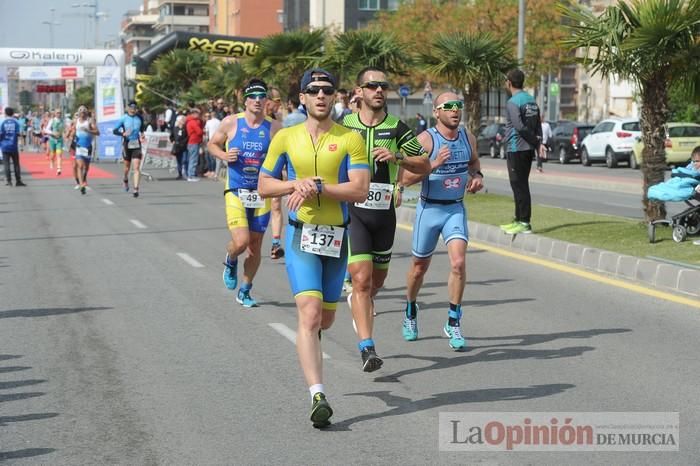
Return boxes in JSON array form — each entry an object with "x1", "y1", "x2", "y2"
[{"x1": 0, "y1": 0, "x2": 144, "y2": 50}]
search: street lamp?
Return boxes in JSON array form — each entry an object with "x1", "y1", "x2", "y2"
[
  {"x1": 42, "y1": 8, "x2": 61, "y2": 48},
  {"x1": 71, "y1": 2, "x2": 108, "y2": 48}
]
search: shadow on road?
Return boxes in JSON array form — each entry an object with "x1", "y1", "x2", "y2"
[
  {"x1": 374, "y1": 346, "x2": 595, "y2": 384},
  {"x1": 0, "y1": 412, "x2": 59, "y2": 426},
  {"x1": 469, "y1": 328, "x2": 632, "y2": 349},
  {"x1": 536, "y1": 220, "x2": 623, "y2": 234},
  {"x1": 0, "y1": 306, "x2": 113, "y2": 319},
  {"x1": 0, "y1": 449, "x2": 57, "y2": 461},
  {"x1": 331, "y1": 383, "x2": 575, "y2": 431}
]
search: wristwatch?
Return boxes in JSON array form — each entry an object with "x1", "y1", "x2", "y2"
[
  {"x1": 397, "y1": 185, "x2": 405, "y2": 193},
  {"x1": 394, "y1": 152, "x2": 405, "y2": 163},
  {"x1": 314, "y1": 179, "x2": 323, "y2": 193}
]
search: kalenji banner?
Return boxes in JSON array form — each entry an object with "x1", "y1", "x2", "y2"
[
  {"x1": 0, "y1": 48, "x2": 124, "y2": 67},
  {"x1": 19, "y1": 66, "x2": 85, "y2": 80},
  {"x1": 95, "y1": 66, "x2": 124, "y2": 160}
]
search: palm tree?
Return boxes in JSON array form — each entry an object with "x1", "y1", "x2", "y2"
[
  {"x1": 243, "y1": 29, "x2": 326, "y2": 99},
  {"x1": 138, "y1": 49, "x2": 214, "y2": 110},
  {"x1": 322, "y1": 30, "x2": 412, "y2": 88},
  {"x1": 560, "y1": 0, "x2": 700, "y2": 222},
  {"x1": 418, "y1": 32, "x2": 517, "y2": 135},
  {"x1": 202, "y1": 61, "x2": 247, "y2": 110}
]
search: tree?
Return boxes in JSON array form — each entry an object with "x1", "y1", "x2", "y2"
[
  {"x1": 560, "y1": 0, "x2": 700, "y2": 222},
  {"x1": 419, "y1": 32, "x2": 517, "y2": 135},
  {"x1": 321, "y1": 30, "x2": 412, "y2": 88},
  {"x1": 243, "y1": 29, "x2": 326, "y2": 98},
  {"x1": 137, "y1": 49, "x2": 215, "y2": 111},
  {"x1": 72, "y1": 84, "x2": 94, "y2": 112},
  {"x1": 202, "y1": 61, "x2": 247, "y2": 110}
]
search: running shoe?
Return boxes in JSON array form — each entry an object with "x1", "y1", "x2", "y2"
[
  {"x1": 80, "y1": 186, "x2": 86, "y2": 195},
  {"x1": 310, "y1": 392, "x2": 333, "y2": 428},
  {"x1": 443, "y1": 322, "x2": 466, "y2": 350},
  {"x1": 402, "y1": 316, "x2": 418, "y2": 341},
  {"x1": 123, "y1": 179, "x2": 129, "y2": 192},
  {"x1": 236, "y1": 289, "x2": 258, "y2": 308},
  {"x1": 342, "y1": 279, "x2": 353, "y2": 293},
  {"x1": 499, "y1": 219, "x2": 518, "y2": 231},
  {"x1": 361, "y1": 346, "x2": 383, "y2": 372},
  {"x1": 504, "y1": 222, "x2": 532, "y2": 235},
  {"x1": 270, "y1": 244, "x2": 285, "y2": 259},
  {"x1": 15, "y1": 181, "x2": 26, "y2": 187},
  {"x1": 56, "y1": 168, "x2": 61, "y2": 176},
  {"x1": 133, "y1": 190, "x2": 139, "y2": 198},
  {"x1": 222, "y1": 254, "x2": 238, "y2": 290},
  {"x1": 74, "y1": 184, "x2": 81, "y2": 190}
]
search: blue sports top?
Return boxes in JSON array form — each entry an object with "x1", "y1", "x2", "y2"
[
  {"x1": 75, "y1": 119, "x2": 93, "y2": 148},
  {"x1": 226, "y1": 113, "x2": 273, "y2": 190},
  {"x1": 114, "y1": 114, "x2": 142, "y2": 141},
  {"x1": 420, "y1": 127, "x2": 472, "y2": 201}
]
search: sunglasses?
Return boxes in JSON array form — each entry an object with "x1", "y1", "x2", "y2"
[
  {"x1": 245, "y1": 92, "x2": 267, "y2": 100},
  {"x1": 303, "y1": 85, "x2": 336, "y2": 96},
  {"x1": 435, "y1": 100, "x2": 464, "y2": 111},
  {"x1": 361, "y1": 81, "x2": 389, "y2": 91}
]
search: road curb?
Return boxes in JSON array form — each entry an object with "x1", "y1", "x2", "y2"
[{"x1": 397, "y1": 206, "x2": 700, "y2": 299}]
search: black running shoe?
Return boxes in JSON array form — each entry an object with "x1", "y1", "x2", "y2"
[
  {"x1": 361, "y1": 346, "x2": 383, "y2": 373},
  {"x1": 15, "y1": 181, "x2": 26, "y2": 187},
  {"x1": 310, "y1": 392, "x2": 333, "y2": 428},
  {"x1": 133, "y1": 190, "x2": 139, "y2": 198},
  {"x1": 80, "y1": 186, "x2": 86, "y2": 195}
]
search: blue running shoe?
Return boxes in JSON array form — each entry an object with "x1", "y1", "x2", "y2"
[
  {"x1": 443, "y1": 322, "x2": 466, "y2": 350},
  {"x1": 402, "y1": 317, "x2": 418, "y2": 341},
  {"x1": 236, "y1": 289, "x2": 258, "y2": 308},
  {"x1": 222, "y1": 254, "x2": 238, "y2": 290}
]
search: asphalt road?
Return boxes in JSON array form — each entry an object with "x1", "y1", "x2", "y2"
[{"x1": 2, "y1": 161, "x2": 699, "y2": 465}]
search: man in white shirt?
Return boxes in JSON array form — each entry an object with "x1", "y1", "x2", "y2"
[
  {"x1": 204, "y1": 111, "x2": 221, "y2": 178},
  {"x1": 537, "y1": 115, "x2": 553, "y2": 173}
]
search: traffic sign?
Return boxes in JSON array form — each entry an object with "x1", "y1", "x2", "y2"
[
  {"x1": 399, "y1": 85, "x2": 410, "y2": 98},
  {"x1": 550, "y1": 82, "x2": 560, "y2": 96}
]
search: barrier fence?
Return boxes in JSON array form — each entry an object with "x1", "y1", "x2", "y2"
[{"x1": 140, "y1": 131, "x2": 176, "y2": 181}]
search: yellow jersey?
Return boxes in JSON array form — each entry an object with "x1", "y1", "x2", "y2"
[{"x1": 262, "y1": 122, "x2": 368, "y2": 226}]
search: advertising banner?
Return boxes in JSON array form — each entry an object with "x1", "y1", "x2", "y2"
[
  {"x1": 95, "y1": 66, "x2": 124, "y2": 160},
  {"x1": 0, "y1": 48, "x2": 124, "y2": 67},
  {"x1": 19, "y1": 66, "x2": 85, "y2": 80}
]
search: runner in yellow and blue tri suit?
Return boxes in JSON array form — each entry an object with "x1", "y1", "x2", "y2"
[
  {"x1": 208, "y1": 78, "x2": 281, "y2": 308},
  {"x1": 258, "y1": 68, "x2": 369, "y2": 429}
]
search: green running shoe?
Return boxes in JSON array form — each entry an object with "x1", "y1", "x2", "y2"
[
  {"x1": 443, "y1": 322, "x2": 466, "y2": 350},
  {"x1": 310, "y1": 392, "x2": 333, "y2": 428},
  {"x1": 499, "y1": 220, "x2": 518, "y2": 231},
  {"x1": 504, "y1": 222, "x2": 532, "y2": 235}
]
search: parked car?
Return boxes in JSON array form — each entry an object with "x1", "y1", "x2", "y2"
[
  {"x1": 631, "y1": 122, "x2": 700, "y2": 169},
  {"x1": 579, "y1": 117, "x2": 641, "y2": 168},
  {"x1": 476, "y1": 123, "x2": 506, "y2": 158},
  {"x1": 547, "y1": 121, "x2": 595, "y2": 164}
]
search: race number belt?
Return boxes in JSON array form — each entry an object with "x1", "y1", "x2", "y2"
[
  {"x1": 289, "y1": 219, "x2": 346, "y2": 258},
  {"x1": 127, "y1": 139, "x2": 140, "y2": 149},
  {"x1": 237, "y1": 189, "x2": 265, "y2": 208},
  {"x1": 355, "y1": 182, "x2": 393, "y2": 210}
]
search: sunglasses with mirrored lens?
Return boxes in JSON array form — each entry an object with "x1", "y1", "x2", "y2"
[
  {"x1": 436, "y1": 100, "x2": 464, "y2": 111},
  {"x1": 361, "y1": 81, "x2": 390, "y2": 91},
  {"x1": 245, "y1": 92, "x2": 267, "y2": 100},
  {"x1": 303, "y1": 85, "x2": 336, "y2": 96}
]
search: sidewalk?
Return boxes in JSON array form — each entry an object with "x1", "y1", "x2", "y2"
[{"x1": 396, "y1": 205, "x2": 700, "y2": 300}]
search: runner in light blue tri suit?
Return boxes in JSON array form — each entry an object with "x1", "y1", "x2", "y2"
[{"x1": 399, "y1": 92, "x2": 484, "y2": 351}]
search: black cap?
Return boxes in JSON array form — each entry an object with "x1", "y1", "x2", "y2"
[
  {"x1": 127, "y1": 100, "x2": 138, "y2": 108},
  {"x1": 300, "y1": 68, "x2": 336, "y2": 91}
]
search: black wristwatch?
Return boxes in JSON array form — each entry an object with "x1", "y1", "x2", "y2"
[
  {"x1": 314, "y1": 179, "x2": 323, "y2": 193},
  {"x1": 394, "y1": 152, "x2": 405, "y2": 163},
  {"x1": 471, "y1": 170, "x2": 484, "y2": 178}
]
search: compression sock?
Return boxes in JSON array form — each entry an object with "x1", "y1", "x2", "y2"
[
  {"x1": 448, "y1": 303, "x2": 462, "y2": 327},
  {"x1": 358, "y1": 338, "x2": 374, "y2": 352},
  {"x1": 406, "y1": 301, "x2": 418, "y2": 319},
  {"x1": 272, "y1": 236, "x2": 281, "y2": 247}
]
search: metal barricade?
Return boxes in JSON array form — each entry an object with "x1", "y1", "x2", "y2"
[{"x1": 140, "y1": 131, "x2": 176, "y2": 181}]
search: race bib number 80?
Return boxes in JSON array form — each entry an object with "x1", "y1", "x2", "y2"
[
  {"x1": 355, "y1": 182, "x2": 393, "y2": 210},
  {"x1": 238, "y1": 189, "x2": 265, "y2": 208},
  {"x1": 300, "y1": 224, "x2": 345, "y2": 258}
]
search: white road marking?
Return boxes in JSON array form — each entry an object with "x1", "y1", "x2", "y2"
[
  {"x1": 129, "y1": 219, "x2": 147, "y2": 229},
  {"x1": 101, "y1": 198, "x2": 114, "y2": 205},
  {"x1": 268, "y1": 323, "x2": 331, "y2": 360},
  {"x1": 176, "y1": 252, "x2": 205, "y2": 268}
]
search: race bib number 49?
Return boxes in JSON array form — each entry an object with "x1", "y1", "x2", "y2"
[
  {"x1": 300, "y1": 224, "x2": 345, "y2": 258},
  {"x1": 238, "y1": 189, "x2": 265, "y2": 208},
  {"x1": 355, "y1": 182, "x2": 393, "y2": 210}
]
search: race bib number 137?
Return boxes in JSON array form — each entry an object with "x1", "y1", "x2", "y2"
[{"x1": 300, "y1": 224, "x2": 345, "y2": 258}]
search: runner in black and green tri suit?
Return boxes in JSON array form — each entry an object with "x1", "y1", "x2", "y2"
[{"x1": 342, "y1": 66, "x2": 431, "y2": 372}]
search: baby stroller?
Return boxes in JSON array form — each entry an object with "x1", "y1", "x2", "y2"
[{"x1": 647, "y1": 166, "x2": 700, "y2": 243}]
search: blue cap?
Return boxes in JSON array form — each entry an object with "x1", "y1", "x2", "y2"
[{"x1": 300, "y1": 68, "x2": 336, "y2": 91}]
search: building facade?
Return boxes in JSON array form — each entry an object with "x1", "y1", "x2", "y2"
[
  {"x1": 210, "y1": 0, "x2": 283, "y2": 37},
  {"x1": 283, "y1": 0, "x2": 398, "y2": 32}
]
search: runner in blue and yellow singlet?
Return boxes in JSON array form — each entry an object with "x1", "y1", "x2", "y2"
[
  {"x1": 208, "y1": 79, "x2": 281, "y2": 308},
  {"x1": 259, "y1": 69, "x2": 369, "y2": 429}
]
